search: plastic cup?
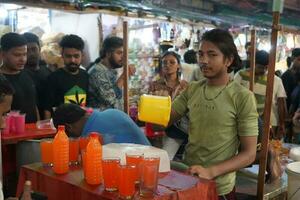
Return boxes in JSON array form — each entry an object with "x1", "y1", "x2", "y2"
[
  {"x1": 2, "y1": 116, "x2": 11, "y2": 135},
  {"x1": 118, "y1": 164, "x2": 136, "y2": 199},
  {"x1": 69, "y1": 138, "x2": 79, "y2": 165},
  {"x1": 126, "y1": 153, "x2": 144, "y2": 184},
  {"x1": 79, "y1": 137, "x2": 89, "y2": 150},
  {"x1": 138, "y1": 94, "x2": 171, "y2": 126},
  {"x1": 40, "y1": 139, "x2": 53, "y2": 167},
  {"x1": 81, "y1": 149, "x2": 87, "y2": 179},
  {"x1": 102, "y1": 157, "x2": 120, "y2": 191},
  {"x1": 9, "y1": 111, "x2": 20, "y2": 133},
  {"x1": 15, "y1": 113, "x2": 26, "y2": 134},
  {"x1": 36, "y1": 119, "x2": 55, "y2": 129},
  {"x1": 139, "y1": 157, "x2": 160, "y2": 198}
]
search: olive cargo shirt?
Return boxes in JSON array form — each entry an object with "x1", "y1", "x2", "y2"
[{"x1": 172, "y1": 80, "x2": 258, "y2": 195}]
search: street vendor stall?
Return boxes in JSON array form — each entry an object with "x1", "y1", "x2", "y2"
[{"x1": 2, "y1": 0, "x2": 300, "y2": 199}]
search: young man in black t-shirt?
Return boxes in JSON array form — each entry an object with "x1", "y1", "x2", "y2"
[
  {"x1": 45, "y1": 34, "x2": 88, "y2": 119},
  {"x1": 0, "y1": 32, "x2": 39, "y2": 123},
  {"x1": 23, "y1": 32, "x2": 51, "y2": 120}
]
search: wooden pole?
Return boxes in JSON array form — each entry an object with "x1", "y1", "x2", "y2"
[
  {"x1": 257, "y1": 12, "x2": 281, "y2": 200},
  {"x1": 97, "y1": 14, "x2": 103, "y2": 46},
  {"x1": 123, "y1": 21, "x2": 129, "y2": 114},
  {"x1": 249, "y1": 29, "x2": 256, "y2": 92}
]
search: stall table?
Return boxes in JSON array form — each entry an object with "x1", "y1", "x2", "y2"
[
  {"x1": 17, "y1": 163, "x2": 218, "y2": 200},
  {"x1": 1, "y1": 124, "x2": 56, "y2": 196},
  {"x1": 1, "y1": 124, "x2": 56, "y2": 145}
]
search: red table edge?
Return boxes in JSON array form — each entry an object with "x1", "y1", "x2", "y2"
[
  {"x1": 16, "y1": 164, "x2": 218, "y2": 199},
  {"x1": 2, "y1": 123, "x2": 56, "y2": 145}
]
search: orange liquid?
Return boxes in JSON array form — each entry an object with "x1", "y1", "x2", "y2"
[
  {"x1": 102, "y1": 158, "x2": 120, "y2": 191},
  {"x1": 53, "y1": 126, "x2": 69, "y2": 174},
  {"x1": 40, "y1": 141, "x2": 53, "y2": 165},
  {"x1": 140, "y1": 157, "x2": 160, "y2": 195},
  {"x1": 85, "y1": 135, "x2": 102, "y2": 185},
  {"x1": 79, "y1": 137, "x2": 89, "y2": 150},
  {"x1": 118, "y1": 165, "x2": 136, "y2": 198},
  {"x1": 69, "y1": 139, "x2": 79, "y2": 163},
  {"x1": 126, "y1": 154, "x2": 143, "y2": 183},
  {"x1": 81, "y1": 150, "x2": 87, "y2": 178}
]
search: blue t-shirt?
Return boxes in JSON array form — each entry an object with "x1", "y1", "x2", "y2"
[{"x1": 82, "y1": 109, "x2": 150, "y2": 145}]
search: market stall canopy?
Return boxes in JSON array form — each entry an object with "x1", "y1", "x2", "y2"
[{"x1": 2, "y1": 0, "x2": 300, "y2": 29}]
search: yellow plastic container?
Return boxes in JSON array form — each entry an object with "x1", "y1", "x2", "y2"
[{"x1": 138, "y1": 95, "x2": 171, "y2": 127}]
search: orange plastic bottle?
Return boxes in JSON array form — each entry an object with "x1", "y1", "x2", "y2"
[
  {"x1": 85, "y1": 132, "x2": 102, "y2": 185},
  {"x1": 53, "y1": 125, "x2": 69, "y2": 174}
]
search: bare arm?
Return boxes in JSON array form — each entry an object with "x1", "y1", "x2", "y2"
[
  {"x1": 277, "y1": 97, "x2": 287, "y2": 136},
  {"x1": 116, "y1": 65, "x2": 136, "y2": 89},
  {"x1": 44, "y1": 110, "x2": 51, "y2": 119},
  {"x1": 36, "y1": 106, "x2": 40, "y2": 121},
  {"x1": 189, "y1": 136, "x2": 257, "y2": 180}
]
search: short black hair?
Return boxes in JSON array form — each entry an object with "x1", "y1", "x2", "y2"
[
  {"x1": 255, "y1": 50, "x2": 269, "y2": 66},
  {"x1": 201, "y1": 29, "x2": 242, "y2": 72},
  {"x1": 292, "y1": 48, "x2": 300, "y2": 58},
  {"x1": 59, "y1": 34, "x2": 84, "y2": 51},
  {"x1": 0, "y1": 32, "x2": 27, "y2": 51},
  {"x1": 100, "y1": 36, "x2": 123, "y2": 59},
  {"x1": 0, "y1": 75, "x2": 14, "y2": 103},
  {"x1": 183, "y1": 50, "x2": 197, "y2": 64},
  {"x1": 245, "y1": 42, "x2": 251, "y2": 49},
  {"x1": 52, "y1": 104, "x2": 86, "y2": 128},
  {"x1": 23, "y1": 32, "x2": 40, "y2": 47}
]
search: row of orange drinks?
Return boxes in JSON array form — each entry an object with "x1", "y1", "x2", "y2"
[
  {"x1": 96, "y1": 154, "x2": 160, "y2": 199},
  {"x1": 40, "y1": 129, "x2": 160, "y2": 198},
  {"x1": 40, "y1": 136, "x2": 95, "y2": 166}
]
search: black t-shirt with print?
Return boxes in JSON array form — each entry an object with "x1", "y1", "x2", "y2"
[
  {"x1": 25, "y1": 64, "x2": 51, "y2": 119},
  {"x1": 3, "y1": 71, "x2": 38, "y2": 123},
  {"x1": 46, "y1": 68, "x2": 89, "y2": 110}
]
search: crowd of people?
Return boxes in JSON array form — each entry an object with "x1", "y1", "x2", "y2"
[{"x1": 1, "y1": 28, "x2": 300, "y2": 200}]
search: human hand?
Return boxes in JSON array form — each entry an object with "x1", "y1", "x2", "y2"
[
  {"x1": 128, "y1": 64, "x2": 136, "y2": 76},
  {"x1": 179, "y1": 80, "x2": 188, "y2": 89},
  {"x1": 276, "y1": 125, "x2": 286, "y2": 139},
  {"x1": 172, "y1": 80, "x2": 188, "y2": 99},
  {"x1": 293, "y1": 109, "x2": 300, "y2": 127},
  {"x1": 188, "y1": 165, "x2": 215, "y2": 180},
  {"x1": 153, "y1": 90, "x2": 169, "y2": 96}
]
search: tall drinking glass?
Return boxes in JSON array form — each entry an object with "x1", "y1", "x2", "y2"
[
  {"x1": 126, "y1": 153, "x2": 144, "y2": 184},
  {"x1": 40, "y1": 139, "x2": 53, "y2": 167},
  {"x1": 139, "y1": 157, "x2": 160, "y2": 197},
  {"x1": 118, "y1": 164, "x2": 136, "y2": 199},
  {"x1": 102, "y1": 157, "x2": 120, "y2": 191}
]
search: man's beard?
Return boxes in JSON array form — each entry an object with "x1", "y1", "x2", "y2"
[
  {"x1": 109, "y1": 56, "x2": 122, "y2": 69},
  {"x1": 66, "y1": 63, "x2": 80, "y2": 72},
  {"x1": 26, "y1": 56, "x2": 39, "y2": 67}
]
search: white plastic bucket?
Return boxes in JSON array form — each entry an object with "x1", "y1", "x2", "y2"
[{"x1": 286, "y1": 161, "x2": 300, "y2": 200}]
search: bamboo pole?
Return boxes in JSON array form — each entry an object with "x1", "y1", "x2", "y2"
[
  {"x1": 97, "y1": 14, "x2": 103, "y2": 45},
  {"x1": 249, "y1": 29, "x2": 256, "y2": 92},
  {"x1": 123, "y1": 21, "x2": 129, "y2": 114},
  {"x1": 257, "y1": 12, "x2": 281, "y2": 200}
]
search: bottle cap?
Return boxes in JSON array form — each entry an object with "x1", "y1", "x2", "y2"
[
  {"x1": 58, "y1": 125, "x2": 65, "y2": 131},
  {"x1": 89, "y1": 132, "x2": 99, "y2": 138},
  {"x1": 25, "y1": 180, "x2": 31, "y2": 186}
]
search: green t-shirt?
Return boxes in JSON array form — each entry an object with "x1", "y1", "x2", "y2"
[{"x1": 172, "y1": 80, "x2": 258, "y2": 195}]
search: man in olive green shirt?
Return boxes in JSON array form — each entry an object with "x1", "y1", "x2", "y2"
[{"x1": 169, "y1": 29, "x2": 258, "y2": 198}]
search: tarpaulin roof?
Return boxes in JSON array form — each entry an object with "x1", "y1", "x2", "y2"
[{"x1": 2, "y1": 0, "x2": 300, "y2": 29}]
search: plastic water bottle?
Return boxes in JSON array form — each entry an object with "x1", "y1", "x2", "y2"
[
  {"x1": 85, "y1": 132, "x2": 102, "y2": 185},
  {"x1": 53, "y1": 125, "x2": 69, "y2": 174}
]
